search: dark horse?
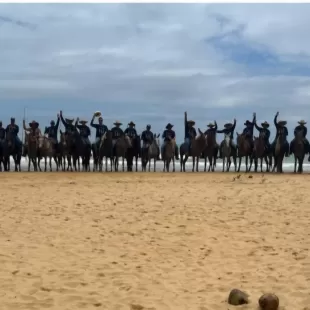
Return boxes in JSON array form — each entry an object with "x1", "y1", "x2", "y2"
[
  {"x1": 272, "y1": 131, "x2": 287, "y2": 173},
  {"x1": 93, "y1": 131, "x2": 113, "y2": 172},
  {"x1": 293, "y1": 130, "x2": 305, "y2": 173},
  {"x1": 203, "y1": 131, "x2": 218, "y2": 172},
  {"x1": 249, "y1": 132, "x2": 272, "y2": 173},
  {"x1": 126, "y1": 135, "x2": 141, "y2": 172},
  {"x1": 3, "y1": 131, "x2": 22, "y2": 172},
  {"x1": 0, "y1": 138, "x2": 5, "y2": 171},
  {"x1": 236, "y1": 133, "x2": 252, "y2": 172},
  {"x1": 59, "y1": 130, "x2": 73, "y2": 171},
  {"x1": 72, "y1": 133, "x2": 91, "y2": 172}
]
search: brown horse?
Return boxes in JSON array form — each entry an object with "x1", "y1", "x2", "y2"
[
  {"x1": 93, "y1": 131, "x2": 113, "y2": 172},
  {"x1": 141, "y1": 133, "x2": 160, "y2": 172},
  {"x1": 203, "y1": 131, "x2": 218, "y2": 172},
  {"x1": 236, "y1": 133, "x2": 252, "y2": 172},
  {"x1": 272, "y1": 131, "x2": 287, "y2": 173},
  {"x1": 190, "y1": 129, "x2": 207, "y2": 172},
  {"x1": 163, "y1": 138, "x2": 176, "y2": 172},
  {"x1": 114, "y1": 135, "x2": 132, "y2": 172},
  {"x1": 3, "y1": 131, "x2": 22, "y2": 172},
  {"x1": 249, "y1": 132, "x2": 272, "y2": 172},
  {"x1": 293, "y1": 130, "x2": 305, "y2": 173},
  {"x1": 126, "y1": 135, "x2": 141, "y2": 172},
  {"x1": 59, "y1": 130, "x2": 74, "y2": 171},
  {"x1": 37, "y1": 136, "x2": 59, "y2": 172},
  {"x1": 25, "y1": 132, "x2": 38, "y2": 171}
]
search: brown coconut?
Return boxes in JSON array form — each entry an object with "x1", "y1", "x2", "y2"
[
  {"x1": 228, "y1": 288, "x2": 249, "y2": 305},
  {"x1": 258, "y1": 293, "x2": 279, "y2": 310}
]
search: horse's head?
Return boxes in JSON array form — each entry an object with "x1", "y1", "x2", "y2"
[
  {"x1": 60, "y1": 131, "x2": 67, "y2": 147},
  {"x1": 38, "y1": 136, "x2": 45, "y2": 148},
  {"x1": 124, "y1": 134, "x2": 132, "y2": 148},
  {"x1": 99, "y1": 132, "x2": 107, "y2": 149},
  {"x1": 224, "y1": 134, "x2": 231, "y2": 145}
]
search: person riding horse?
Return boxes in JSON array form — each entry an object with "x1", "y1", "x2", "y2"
[
  {"x1": 161, "y1": 123, "x2": 179, "y2": 160},
  {"x1": 141, "y1": 124, "x2": 160, "y2": 160},
  {"x1": 44, "y1": 114, "x2": 60, "y2": 152},
  {"x1": 217, "y1": 119, "x2": 237, "y2": 158},
  {"x1": 253, "y1": 114, "x2": 271, "y2": 152},
  {"x1": 0, "y1": 121, "x2": 6, "y2": 155},
  {"x1": 75, "y1": 118, "x2": 91, "y2": 150},
  {"x1": 23, "y1": 120, "x2": 42, "y2": 137},
  {"x1": 124, "y1": 121, "x2": 137, "y2": 138},
  {"x1": 90, "y1": 112, "x2": 109, "y2": 152},
  {"x1": 271, "y1": 112, "x2": 289, "y2": 157},
  {"x1": 185, "y1": 120, "x2": 197, "y2": 155},
  {"x1": 240, "y1": 114, "x2": 255, "y2": 152},
  {"x1": 204, "y1": 121, "x2": 218, "y2": 136},
  {"x1": 290, "y1": 120, "x2": 310, "y2": 160},
  {"x1": 111, "y1": 120, "x2": 124, "y2": 153},
  {"x1": 6, "y1": 117, "x2": 22, "y2": 151},
  {"x1": 59, "y1": 111, "x2": 76, "y2": 135}
]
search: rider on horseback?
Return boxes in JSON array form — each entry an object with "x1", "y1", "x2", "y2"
[
  {"x1": 204, "y1": 121, "x2": 218, "y2": 136},
  {"x1": 6, "y1": 117, "x2": 22, "y2": 152},
  {"x1": 75, "y1": 118, "x2": 91, "y2": 150},
  {"x1": 124, "y1": 121, "x2": 137, "y2": 138},
  {"x1": 141, "y1": 124, "x2": 160, "y2": 160},
  {"x1": 44, "y1": 114, "x2": 60, "y2": 152},
  {"x1": 217, "y1": 119, "x2": 237, "y2": 159},
  {"x1": 271, "y1": 112, "x2": 289, "y2": 157},
  {"x1": 90, "y1": 113, "x2": 108, "y2": 152},
  {"x1": 0, "y1": 121, "x2": 6, "y2": 141},
  {"x1": 59, "y1": 111, "x2": 76, "y2": 135},
  {"x1": 185, "y1": 120, "x2": 197, "y2": 155},
  {"x1": 111, "y1": 121, "x2": 124, "y2": 154},
  {"x1": 290, "y1": 120, "x2": 310, "y2": 160},
  {"x1": 253, "y1": 114, "x2": 271, "y2": 152},
  {"x1": 23, "y1": 120, "x2": 42, "y2": 138},
  {"x1": 240, "y1": 114, "x2": 255, "y2": 152},
  {"x1": 161, "y1": 123, "x2": 179, "y2": 160}
]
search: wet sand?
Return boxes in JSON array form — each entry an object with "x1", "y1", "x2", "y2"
[{"x1": 0, "y1": 172, "x2": 310, "y2": 310}]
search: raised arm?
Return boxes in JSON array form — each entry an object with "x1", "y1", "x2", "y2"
[
  {"x1": 23, "y1": 120, "x2": 31, "y2": 132},
  {"x1": 232, "y1": 118, "x2": 237, "y2": 131},
  {"x1": 60, "y1": 111, "x2": 67, "y2": 127},
  {"x1": 274, "y1": 112, "x2": 279, "y2": 127},
  {"x1": 214, "y1": 121, "x2": 218, "y2": 131},
  {"x1": 55, "y1": 115, "x2": 60, "y2": 131}
]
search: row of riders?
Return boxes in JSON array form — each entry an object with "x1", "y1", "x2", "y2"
[{"x1": 0, "y1": 110, "x2": 308, "y2": 173}]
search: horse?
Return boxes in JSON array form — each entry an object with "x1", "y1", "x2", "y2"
[
  {"x1": 93, "y1": 131, "x2": 113, "y2": 172},
  {"x1": 3, "y1": 131, "x2": 22, "y2": 172},
  {"x1": 162, "y1": 137, "x2": 176, "y2": 172},
  {"x1": 293, "y1": 130, "x2": 306, "y2": 173},
  {"x1": 249, "y1": 132, "x2": 272, "y2": 173},
  {"x1": 221, "y1": 134, "x2": 233, "y2": 172},
  {"x1": 59, "y1": 130, "x2": 73, "y2": 171},
  {"x1": 203, "y1": 131, "x2": 218, "y2": 172},
  {"x1": 74, "y1": 134, "x2": 91, "y2": 172},
  {"x1": 189, "y1": 129, "x2": 207, "y2": 172},
  {"x1": 37, "y1": 136, "x2": 59, "y2": 172},
  {"x1": 141, "y1": 133, "x2": 160, "y2": 172},
  {"x1": 236, "y1": 133, "x2": 252, "y2": 172},
  {"x1": 272, "y1": 131, "x2": 287, "y2": 173},
  {"x1": 114, "y1": 135, "x2": 132, "y2": 172},
  {"x1": 126, "y1": 135, "x2": 141, "y2": 172},
  {"x1": 25, "y1": 132, "x2": 38, "y2": 171},
  {"x1": 0, "y1": 138, "x2": 5, "y2": 171}
]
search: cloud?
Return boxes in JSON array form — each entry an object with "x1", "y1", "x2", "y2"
[{"x1": 0, "y1": 3, "x2": 310, "y2": 140}]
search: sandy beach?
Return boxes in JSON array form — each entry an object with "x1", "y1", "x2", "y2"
[{"x1": 0, "y1": 172, "x2": 310, "y2": 310}]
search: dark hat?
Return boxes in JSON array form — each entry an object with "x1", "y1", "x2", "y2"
[
  {"x1": 29, "y1": 120, "x2": 39, "y2": 128},
  {"x1": 79, "y1": 120, "x2": 88, "y2": 124},
  {"x1": 224, "y1": 123, "x2": 233, "y2": 128},
  {"x1": 114, "y1": 120, "x2": 122, "y2": 126},
  {"x1": 187, "y1": 120, "x2": 195, "y2": 125},
  {"x1": 65, "y1": 118, "x2": 74, "y2": 123},
  {"x1": 298, "y1": 120, "x2": 307, "y2": 125},
  {"x1": 166, "y1": 123, "x2": 173, "y2": 129},
  {"x1": 10, "y1": 117, "x2": 15, "y2": 121},
  {"x1": 244, "y1": 120, "x2": 251, "y2": 126},
  {"x1": 278, "y1": 120, "x2": 287, "y2": 126},
  {"x1": 261, "y1": 121, "x2": 270, "y2": 128},
  {"x1": 207, "y1": 122, "x2": 215, "y2": 128},
  {"x1": 128, "y1": 121, "x2": 135, "y2": 126},
  {"x1": 146, "y1": 124, "x2": 151, "y2": 128}
]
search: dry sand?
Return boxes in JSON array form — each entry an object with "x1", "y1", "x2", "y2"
[{"x1": 0, "y1": 172, "x2": 310, "y2": 310}]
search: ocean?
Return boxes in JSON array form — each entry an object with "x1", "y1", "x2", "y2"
[{"x1": 5, "y1": 155, "x2": 310, "y2": 172}]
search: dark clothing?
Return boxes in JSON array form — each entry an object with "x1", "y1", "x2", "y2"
[
  {"x1": 0, "y1": 127, "x2": 6, "y2": 140},
  {"x1": 162, "y1": 129, "x2": 176, "y2": 142},
  {"x1": 60, "y1": 115, "x2": 76, "y2": 134},
  {"x1": 90, "y1": 119, "x2": 108, "y2": 138},
  {"x1": 6, "y1": 124, "x2": 19, "y2": 136},
  {"x1": 45, "y1": 118, "x2": 60, "y2": 141},
  {"x1": 217, "y1": 120, "x2": 236, "y2": 140},
  {"x1": 124, "y1": 127, "x2": 137, "y2": 138},
  {"x1": 76, "y1": 124, "x2": 91, "y2": 139},
  {"x1": 254, "y1": 123, "x2": 271, "y2": 142},
  {"x1": 242, "y1": 118, "x2": 255, "y2": 138},
  {"x1": 141, "y1": 130, "x2": 154, "y2": 143},
  {"x1": 204, "y1": 124, "x2": 218, "y2": 136},
  {"x1": 111, "y1": 127, "x2": 124, "y2": 139},
  {"x1": 294, "y1": 125, "x2": 307, "y2": 138},
  {"x1": 185, "y1": 125, "x2": 197, "y2": 139},
  {"x1": 274, "y1": 115, "x2": 289, "y2": 139}
]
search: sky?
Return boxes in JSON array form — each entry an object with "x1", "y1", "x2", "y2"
[{"x1": 1, "y1": 3, "x2": 310, "y2": 141}]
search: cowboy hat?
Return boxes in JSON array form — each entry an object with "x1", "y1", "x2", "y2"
[
  {"x1": 261, "y1": 121, "x2": 270, "y2": 128},
  {"x1": 278, "y1": 120, "x2": 287, "y2": 126},
  {"x1": 166, "y1": 123, "x2": 173, "y2": 129},
  {"x1": 207, "y1": 122, "x2": 215, "y2": 128},
  {"x1": 128, "y1": 121, "x2": 135, "y2": 126},
  {"x1": 244, "y1": 120, "x2": 252, "y2": 126},
  {"x1": 65, "y1": 118, "x2": 74, "y2": 123},
  {"x1": 146, "y1": 124, "x2": 151, "y2": 128},
  {"x1": 298, "y1": 120, "x2": 307, "y2": 125},
  {"x1": 113, "y1": 120, "x2": 122, "y2": 126},
  {"x1": 29, "y1": 120, "x2": 39, "y2": 128},
  {"x1": 224, "y1": 123, "x2": 233, "y2": 128},
  {"x1": 94, "y1": 111, "x2": 101, "y2": 117},
  {"x1": 10, "y1": 117, "x2": 15, "y2": 121},
  {"x1": 79, "y1": 120, "x2": 88, "y2": 124},
  {"x1": 187, "y1": 120, "x2": 195, "y2": 125}
]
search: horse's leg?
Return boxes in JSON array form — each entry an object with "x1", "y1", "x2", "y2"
[
  {"x1": 204, "y1": 155, "x2": 207, "y2": 172},
  {"x1": 222, "y1": 157, "x2": 225, "y2": 172},
  {"x1": 180, "y1": 155, "x2": 183, "y2": 172},
  {"x1": 154, "y1": 158, "x2": 156, "y2": 172},
  {"x1": 28, "y1": 157, "x2": 31, "y2": 171},
  {"x1": 245, "y1": 155, "x2": 249, "y2": 173},
  {"x1": 196, "y1": 156, "x2": 199, "y2": 172},
  {"x1": 172, "y1": 156, "x2": 175, "y2": 172},
  {"x1": 237, "y1": 156, "x2": 242, "y2": 172},
  {"x1": 192, "y1": 156, "x2": 195, "y2": 172},
  {"x1": 294, "y1": 156, "x2": 297, "y2": 173}
]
